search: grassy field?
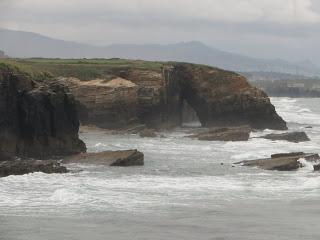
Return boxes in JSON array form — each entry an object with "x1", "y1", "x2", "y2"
[
  {"x1": 0, "y1": 58, "x2": 237, "y2": 82},
  {"x1": 0, "y1": 58, "x2": 166, "y2": 80}
]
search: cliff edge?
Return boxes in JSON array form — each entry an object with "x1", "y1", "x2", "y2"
[{"x1": 0, "y1": 63, "x2": 86, "y2": 160}]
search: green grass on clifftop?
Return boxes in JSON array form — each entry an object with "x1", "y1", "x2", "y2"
[
  {"x1": 0, "y1": 58, "x2": 240, "y2": 81},
  {"x1": 0, "y1": 58, "x2": 165, "y2": 80},
  {"x1": 0, "y1": 59, "x2": 52, "y2": 80}
]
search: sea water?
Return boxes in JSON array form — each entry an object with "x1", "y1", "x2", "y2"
[{"x1": 0, "y1": 98, "x2": 320, "y2": 240}]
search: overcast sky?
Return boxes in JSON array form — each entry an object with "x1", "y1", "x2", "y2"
[{"x1": 1, "y1": 0, "x2": 320, "y2": 64}]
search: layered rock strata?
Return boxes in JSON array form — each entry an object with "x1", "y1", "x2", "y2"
[
  {"x1": 0, "y1": 67, "x2": 86, "y2": 160},
  {"x1": 188, "y1": 126, "x2": 251, "y2": 141},
  {"x1": 235, "y1": 152, "x2": 320, "y2": 171},
  {"x1": 63, "y1": 149, "x2": 144, "y2": 166},
  {"x1": 260, "y1": 132, "x2": 310, "y2": 143},
  {"x1": 60, "y1": 63, "x2": 287, "y2": 130}
]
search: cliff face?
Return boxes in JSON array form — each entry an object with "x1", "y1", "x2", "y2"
[
  {"x1": 59, "y1": 77, "x2": 139, "y2": 128},
  {"x1": 0, "y1": 68, "x2": 86, "y2": 160},
  {"x1": 170, "y1": 64, "x2": 287, "y2": 130},
  {"x1": 60, "y1": 62, "x2": 287, "y2": 130}
]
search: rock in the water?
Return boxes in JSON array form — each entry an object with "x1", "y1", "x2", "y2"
[
  {"x1": 63, "y1": 149, "x2": 144, "y2": 166},
  {"x1": 0, "y1": 160, "x2": 68, "y2": 178},
  {"x1": 139, "y1": 129, "x2": 157, "y2": 138},
  {"x1": 188, "y1": 127, "x2": 251, "y2": 141},
  {"x1": 0, "y1": 65, "x2": 86, "y2": 160},
  {"x1": 314, "y1": 164, "x2": 320, "y2": 171},
  {"x1": 58, "y1": 62, "x2": 287, "y2": 131},
  {"x1": 261, "y1": 132, "x2": 310, "y2": 143},
  {"x1": 235, "y1": 152, "x2": 320, "y2": 171}
]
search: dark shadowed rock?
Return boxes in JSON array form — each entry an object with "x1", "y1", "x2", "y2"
[
  {"x1": 0, "y1": 66, "x2": 86, "y2": 160},
  {"x1": 188, "y1": 127, "x2": 251, "y2": 141},
  {"x1": 314, "y1": 164, "x2": 320, "y2": 171},
  {"x1": 261, "y1": 132, "x2": 310, "y2": 143},
  {"x1": 235, "y1": 152, "x2": 320, "y2": 171},
  {"x1": 139, "y1": 129, "x2": 157, "y2": 138},
  {"x1": 0, "y1": 160, "x2": 68, "y2": 178},
  {"x1": 63, "y1": 149, "x2": 144, "y2": 166}
]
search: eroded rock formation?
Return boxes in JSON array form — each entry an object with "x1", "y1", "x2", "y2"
[
  {"x1": 0, "y1": 160, "x2": 68, "y2": 177},
  {"x1": 0, "y1": 67, "x2": 86, "y2": 160},
  {"x1": 59, "y1": 77, "x2": 139, "y2": 128},
  {"x1": 188, "y1": 126, "x2": 251, "y2": 141},
  {"x1": 260, "y1": 132, "x2": 310, "y2": 143},
  {"x1": 235, "y1": 152, "x2": 320, "y2": 171},
  {"x1": 63, "y1": 149, "x2": 144, "y2": 166},
  {"x1": 60, "y1": 63, "x2": 287, "y2": 130},
  {"x1": 170, "y1": 64, "x2": 287, "y2": 130}
]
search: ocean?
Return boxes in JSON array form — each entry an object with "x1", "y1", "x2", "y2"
[{"x1": 1, "y1": 98, "x2": 320, "y2": 240}]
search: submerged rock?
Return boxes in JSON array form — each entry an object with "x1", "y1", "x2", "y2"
[
  {"x1": 188, "y1": 127, "x2": 251, "y2": 141},
  {"x1": 139, "y1": 129, "x2": 157, "y2": 138},
  {"x1": 0, "y1": 160, "x2": 68, "y2": 178},
  {"x1": 235, "y1": 152, "x2": 320, "y2": 171},
  {"x1": 261, "y1": 132, "x2": 310, "y2": 143},
  {"x1": 314, "y1": 164, "x2": 320, "y2": 171},
  {"x1": 63, "y1": 149, "x2": 144, "y2": 166},
  {"x1": 0, "y1": 66, "x2": 86, "y2": 160}
]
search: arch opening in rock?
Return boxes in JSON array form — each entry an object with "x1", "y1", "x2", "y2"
[{"x1": 180, "y1": 99, "x2": 201, "y2": 128}]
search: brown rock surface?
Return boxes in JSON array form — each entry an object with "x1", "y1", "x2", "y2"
[
  {"x1": 0, "y1": 160, "x2": 68, "y2": 178},
  {"x1": 188, "y1": 127, "x2": 251, "y2": 141},
  {"x1": 139, "y1": 129, "x2": 157, "y2": 138},
  {"x1": 235, "y1": 152, "x2": 320, "y2": 171},
  {"x1": 261, "y1": 132, "x2": 310, "y2": 143},
  {"x1": 59, "y1": 77, "x2": 139, "y2": 129},
  {"x1": 59, "y1": 63, "x2": 287, "y2": 130},
  {"x1": 63, "y1": 149, "x2": 144, "y2": 166}
]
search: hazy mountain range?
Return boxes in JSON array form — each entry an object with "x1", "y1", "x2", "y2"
[{"x1": 1, "y1": 28, "x2": 319, "y2": 76}]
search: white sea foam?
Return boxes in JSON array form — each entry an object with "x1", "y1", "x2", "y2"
[
  {"x1": 271, "y1": 98, "x2": 320, "y2": 125},
  {"x1": 0, "y1": 97, "x2": 320, "y2": 216},
  {"x1": 298, "y1": 158, "x2": 316, "y2": 171}
]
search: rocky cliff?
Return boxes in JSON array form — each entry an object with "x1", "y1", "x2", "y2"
[
  {"x1": 59, "y1": 77, "x2": 139, "y2": 128},
  {"x1": 58, "y1": 62, "x2": 287, "y2": 130},
  {"x1": 169, "y1": 63, "x2": 287, "y2": 129},
  {"x1": 0, "y1": 64, "x2": 86, "y2": 160}
]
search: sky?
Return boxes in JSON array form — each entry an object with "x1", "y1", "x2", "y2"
[{"x1": 1, "y1": 0, "x2": 320, "y2": 64}]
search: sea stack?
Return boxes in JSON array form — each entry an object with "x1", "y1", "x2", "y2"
[{"x1": 0, "y1": 63, "x2": 86, "y2": 161}]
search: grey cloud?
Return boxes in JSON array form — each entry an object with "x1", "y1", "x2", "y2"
[{"x1": 1, "y1": 0, "x2": 320, "y2": 65}]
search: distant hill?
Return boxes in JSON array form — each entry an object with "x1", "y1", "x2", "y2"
[
  {"x1": 242, "y1": 71, "x2": 318, "y2": 82},
  {"x1": 1, "y1": 28, "x2": 319, "y2": 76}
]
